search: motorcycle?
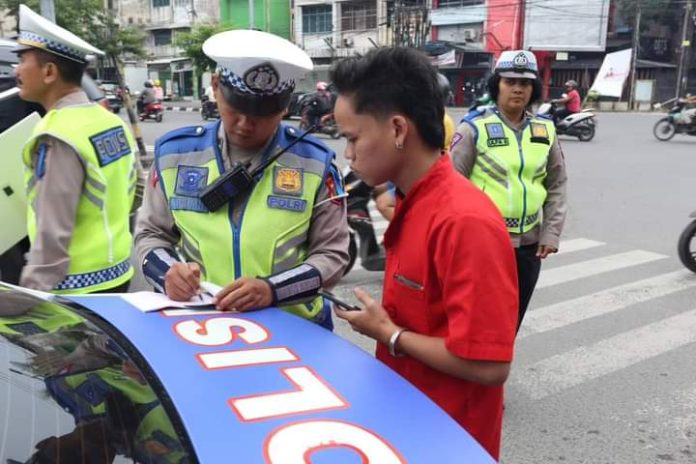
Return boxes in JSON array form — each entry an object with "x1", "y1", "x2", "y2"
[
  {"x1": 678, "y1": 210, "x2": 696, "y2": 273},
  {"x1": 138, "y1": 101, "x2": 163, "y2": 123},
  {"x1": 653, "y1": 99, "x2": 696, "y2": 141},
  {"x1": 299, "y1": 104, "x2": 340, "y2": 139},
  {"x1": 536, "y1": 102, "x2": 596, "y2": 142},
  {"x1": 342, "y1": 169, "x2": 385, "y2": 275},
  {"x1": 201, "y1": 95, "x2": 219, "y2": 120}
]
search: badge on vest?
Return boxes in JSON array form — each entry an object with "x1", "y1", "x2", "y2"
[
  {"x1": 273, "y1": 166, "x2": 304, "y2": 196},
  {"x1": 267, "y1": 195, "x2": 307, "y2": 212},
  {"x1": 175, "y1": 166, "x2": 209, "y2": 197},
  {"x1": 485, "y1": 123, "x2": 509, "y2": 147},
  {"x1": 530, "y1": 123, "x2": 550, "y2": 145},
  {"x1": 90, "y1": 127, "x2": 131, "y2": 167}
]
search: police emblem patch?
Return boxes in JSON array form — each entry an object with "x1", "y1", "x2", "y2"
[
  {"x1": 530, "y1": 122, "x2": 550, "y2": 144},
  {"x1": 485, "y1": 123, "x2": 509, "y2": 147},
  {"x1": 485, "y1": 123, "x2": 505, "y2": 139},
  {"x1": 244, "y1": 62, "x2": 280, "y2": 92},
  {"x1": 175, "y1": 166, "x2": 209, "y2": 198},
  {"x1": 273, "y1": 167, "x2": 303, "y2": 196},
  {"x1": 89, "y1": 127, "x2": 131, "y2": 167}
]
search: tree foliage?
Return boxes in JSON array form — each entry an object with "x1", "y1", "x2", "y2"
[{"x1": 173, "y1": 23, "x2": 223, "y2": 76}]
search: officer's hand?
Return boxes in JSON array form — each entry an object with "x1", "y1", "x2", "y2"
[
  {"x1": 334, "y1": 288, "x2": 398, "y2": 345},
  {"x1": 164, "y1": 262, "x2": 201, "y2": 301},
  {"x1": 537, "y1": 245, "x2": 558, "y2": 259},
  {"x1": 214, "y1": 277, "x2": 273, "y2": 312}
]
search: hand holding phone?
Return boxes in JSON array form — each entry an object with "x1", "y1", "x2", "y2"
[{"x1": 318, "y1": 290, "x2": 361, "y2": 311}]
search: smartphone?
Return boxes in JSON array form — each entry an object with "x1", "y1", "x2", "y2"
[{"x1": 318, "y1": 290, "x2": 361, "y2": 311}]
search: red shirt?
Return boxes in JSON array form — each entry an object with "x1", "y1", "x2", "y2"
[
  {"x1": 567, "y1": 89, "x2": 582, "y2": 113},
  {"x1": 377, "y1": 155, "x2": 518, "y2": 460}
]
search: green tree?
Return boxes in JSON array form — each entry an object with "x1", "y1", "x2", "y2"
[{"x1": 173, "y1": 23, "x2": 223, "y2": 89}]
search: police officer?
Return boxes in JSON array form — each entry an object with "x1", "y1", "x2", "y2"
[
  {"x1": 134, "y1": 30, "x2": 349, "y2": 329},
  {"x1": 450, "y1": 50, "x2": 568, "y2": 331},
  {"x1": 13, "y1": 5, "x2": 137, "y2": 294}
]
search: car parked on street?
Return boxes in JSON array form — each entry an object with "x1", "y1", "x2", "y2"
[{"x1": 0, "y1": 283, "x2": 494, "y2": 463}]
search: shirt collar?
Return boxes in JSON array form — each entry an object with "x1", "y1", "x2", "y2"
[{"x1": 392, "y1": 154, "x2": 452, "y2": 219}]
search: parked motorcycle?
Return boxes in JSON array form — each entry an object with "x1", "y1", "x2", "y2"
[
  {"x1": 678, "y1": 210, "x2": 696, "y2": 273},
  {"x1": 299, "y1": 108, "x2": 340, "y2": 139},
  {"x1": 536, "y1": 102, "x2": 596, "y2": 142},
  {"x1": 653, "y1": 99, "x2": 696, "y2": 141},
  {"x1": 201, "y1": 95, "x2": 219, "y2": 120},
  {"x1": 139, "y1": 101, "x2": 163, "y2": 123},
  {"x1": 343, "y1": 169, "x2": 385, "y2": 275}
]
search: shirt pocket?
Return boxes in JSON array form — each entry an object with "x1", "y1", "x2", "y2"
[{"x1": 390, "y1": 270, "x2": 430, "y2": 332}]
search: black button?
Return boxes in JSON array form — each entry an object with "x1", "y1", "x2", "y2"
[{"x1": 3, "y1": 186, "x2": 13, "y2": 197}]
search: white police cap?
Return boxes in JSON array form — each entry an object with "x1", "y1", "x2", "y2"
[
  {"x1": 14, "y1": 4, "x2": 104, "y2": 63},
  {"x1": 494, "y1": 50, "x2": 538, "y2": 80},
  {"x1": 203, "y1": 30, "x2": 312, "y2": 116}
]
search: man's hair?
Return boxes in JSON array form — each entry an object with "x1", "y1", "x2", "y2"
[
  {"x1": 33, "y1": 50, "x2": 85, "y2": 86},
  {"x1": 486, "y1": 74, "x2": 542, "y2": 106},
  {"x1": 330, "y1": 47, "x2": 445, "y2": 150}
]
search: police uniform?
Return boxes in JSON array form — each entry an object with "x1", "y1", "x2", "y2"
[
  {"x1": 14, "y1": 5, "x2": 137, "y2": 294},
  {"x1": 450, "y1": 50, "x2": 568, "y2": 329},
  {"x1": 135, "y1": 30, "x2": 349, "y2": 328}
]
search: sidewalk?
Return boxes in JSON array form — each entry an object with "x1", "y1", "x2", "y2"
[{"x1": 162, "y1": 99, "x2": 201, "y2": 112}]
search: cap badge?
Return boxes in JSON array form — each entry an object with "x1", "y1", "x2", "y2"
[
  {"x1": 244, "y1": 63, "x2": 280, "y2": 92},
  {"x1": 513, "y1": 52, "x2": 529, "y2": 69}
]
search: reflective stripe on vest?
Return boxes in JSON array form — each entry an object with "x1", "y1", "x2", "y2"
[
  {"x1": 157, "y1": 128, "x2": 330, "y2": 320},
  {"x1": 469, "y1": 108, "x2": 555, "y2": 234},
  {"x1": 23, "y1": 104, "x2": 136, "y2": 293}
]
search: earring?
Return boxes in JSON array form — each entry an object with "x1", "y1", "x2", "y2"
[{"x1": 395, "y1": 142, "x2": 404, "y2": 150}]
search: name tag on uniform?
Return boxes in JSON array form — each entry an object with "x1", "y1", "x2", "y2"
[
  {"x1": 175, "y1": 166, "x2": 209, "y2": 197},
  {"x1": 530, "y1": 123, "x2": 550, "y2": 145},
  {"x1": 267, "y1": 195, "x2": 307, "y2": 212},
  {"x1": 90, "y1": 127, "x2": 131, "y2": 167},
  {"x1": 273, "y1": 167, "x2": 304, "y2": 197},
  {"x1": 485, "y1": 122, "x2": 509, "y2": 147}
]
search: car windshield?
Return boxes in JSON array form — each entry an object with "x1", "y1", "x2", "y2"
[{"x1": 0, "y1": 287, "x2": 196, "y2": 463}]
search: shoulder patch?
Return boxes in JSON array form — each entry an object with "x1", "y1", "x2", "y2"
[
  {"x1": 155, "y1": 122, "x2": 217, "y2": 159},
  {"x1": 89, "y1": 126, "x2": 132, "y2": 167},
  {"x1": 35, "y1": 143, "x2": 48, "y2": 179}
]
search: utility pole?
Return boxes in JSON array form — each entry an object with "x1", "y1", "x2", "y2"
[
  {"x1": 676, "y1": 0, "x2": 694, "y2": 99},
  {"x1": 248, "y1": 0, "x2": 255, "y2": 29},
  {"x1": 628, "y1": 3, "x2": 640, "y2": 109},
  {"x1": 39, "y1": 0, "x2": 55, "y2": 22}
]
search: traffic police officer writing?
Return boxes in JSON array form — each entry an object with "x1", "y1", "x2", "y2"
[
  {"x1": 134, "y1": 30, "x2": 349, "y2": 329},
  {"x1": 14, "y1": 4, "x2": 137, "y2": 294},
  {"x1": 451, "y1": 50, "x2": 568, "y2": 331}
]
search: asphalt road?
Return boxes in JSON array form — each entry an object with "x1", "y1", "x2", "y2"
[{"x1": 130, "y1": 109, "x2": 696, "y2": 463}]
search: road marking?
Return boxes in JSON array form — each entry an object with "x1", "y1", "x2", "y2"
[
  {"x1": 556, "y1": 238, "x2": 605, "y2": 255},
  {"x1": 513, "y1": 308, "x2": 696, "y2": 400},
  {"x1": 520, "y1": 270, "x2": 696, "y2": 337},
  {"x1": 536, "y1": 250, "x2": 667, "y2": 289}
]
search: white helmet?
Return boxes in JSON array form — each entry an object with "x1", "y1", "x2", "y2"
[{"x1": 494, "y1": 50, "x2": 538, "y2": 80}]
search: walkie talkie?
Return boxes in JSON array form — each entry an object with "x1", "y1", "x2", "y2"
[{"x1": 199, "y1": 126, "x2": 316, "y2": 212}]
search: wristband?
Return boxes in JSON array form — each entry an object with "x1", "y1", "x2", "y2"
[
  {"x1": 142, "y1": 248, "x2": 180, "y2": 293},
  {"x1": 264, "y1": 264, "x2": 322, "y2": 306},
  {"x1": 388, "y1": 328, "x2": 408, "y2": 358}
]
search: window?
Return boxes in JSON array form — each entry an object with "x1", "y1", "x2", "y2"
[
  {"x1": 341, "y1": 1, "x2": 377, "y2": 32},
  {"x1": 437, "y1": 0, "x2": 483, "y2": 7},
  {"x1": 0, "y1": 291, "x2": 195, "y2": 463},
  {"x1": 302, "y1": 5, "x2": 332, "y2": 34},
  {"x1": 152, "y1": 0, "x2": 170, "y2": 7},
  {"x1": 153, "y1": 29, "x2": 172, "y2": 46}
]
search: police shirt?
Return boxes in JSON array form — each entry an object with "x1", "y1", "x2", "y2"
[{"x1": 134, "y1": 123, "x2": 349, "y2": 288}]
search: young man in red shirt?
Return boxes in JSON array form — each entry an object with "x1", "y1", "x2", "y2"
[{"x1": 331, "y1": 47, "x2": 518, "y2": 461}]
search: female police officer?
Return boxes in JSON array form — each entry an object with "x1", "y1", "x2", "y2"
[
  {"x1": 450, "y1": 50, "x2": 568, "y2": 331},
  {"x1": 134, "y1": 30, "x2": 349, "y2": 329}
]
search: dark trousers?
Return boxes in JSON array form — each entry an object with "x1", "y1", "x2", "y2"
[
  {"x1": 94, "y1": 280, "x2": 131, "y2": 294},
  {"x1": 554, "y1": 108, "x2": 573, "y2": 125},
  {"x1": 515, "y1": 244, "x2": 542, "y2": 332}
]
